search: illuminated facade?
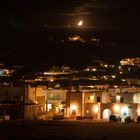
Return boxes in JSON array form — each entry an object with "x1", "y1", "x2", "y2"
[
  {"x1": 65, "y1": 87, "x2": 140, "y2": 121},
  {"x1": 68, "y1": 36, "x2": 84, "y2": 42},
  {"x1": 1, "y1": 85, "x2": 140, "y2": 121},
  {"x1": 46, "y1": 89, "x2": 67, "y2": 116},
  {"x1": 120, "y1": 57, "x2": 140, "y2": 66},
  {"x1": 0, "y1": 68, "x2": 14, "y2": 77}
]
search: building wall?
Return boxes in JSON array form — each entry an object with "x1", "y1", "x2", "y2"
[
  {"x1": 133, "y1": 93, "x2": 140, "y2": 103},
  {"x1": 46, "y1": 89, "x2": 67, "y2": 108},
  {"x1": 101, "y1": 103, "x2": 138, "y2": 120},
  {"x1": 46, "y1": 89, "x2": 68, "y2": 117},
  {"x1": 84, "y1": 103, "x2": 101, "y2": 119},
  {"x1": 66, "y1": 91, "x2": 83, "y2": 117},
  {"x1": 0, "y1": 86, "x2": 47, "y2": 104},
  {"x1": 84, "y1": 91, "x2": 102, "y2": 103},
  {"x1": 0, "y1": 87, "x2": 23, "y2": 103},
  {"x1": 26, "y1": 87, "x2": 36, "y2": 103},
  {"x1": 47, "y1": 89, "x2": 67, "y2": 102},
  {"x1": 101, "y1": 92, "x2": 110, "y2": 103},
  {"x1": 84, "y1": 91, "x2": 110, "y2": 104},
  {"x1": 0, "y1": 86, "x2": 47, "y2": 119},
  {"x1": 65, "y1": 89, "x2": 140, "y2": 120},
  {"x1": 120, "y1": 88, "x2": 140, "y2": 93},
  {"x1": 116, "y1": 93, "x2": 133, "y2": 104},
  {"x1": 84, "y1": 92, "x2": 95, "y2": 103},
  {"x1": 24, "y1": 104, "x2": 43, "y2": 120}
]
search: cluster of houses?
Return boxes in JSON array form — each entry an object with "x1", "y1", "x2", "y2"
[{"x1": 0, "y1": 85, "x2": 140, "y2": 121}]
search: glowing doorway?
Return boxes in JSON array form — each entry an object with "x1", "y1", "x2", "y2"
[{"x1": 103, "y1": 109, "x2": 111, "y2": 119}]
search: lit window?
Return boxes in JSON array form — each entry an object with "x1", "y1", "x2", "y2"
[
  {"x1": 90, "y1": 96, "x2": 94, "y2": 100},
  {"x1": 116, "y1": 96, "x2": 120, "y2": 100},
  {"x1": 47, "y1": 104, "x2": 52, "y2": 111}
]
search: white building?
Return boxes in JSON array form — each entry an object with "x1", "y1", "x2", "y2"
[{"x1": 65, "y1": 87, "x2": 140, "y2": 121}]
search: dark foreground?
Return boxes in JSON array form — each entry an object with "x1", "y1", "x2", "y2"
[{"x1": 0, "y1": 120, "x2": 140, "y2": 140}]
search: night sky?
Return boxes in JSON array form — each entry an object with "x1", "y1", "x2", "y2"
[{"x1": 0, "y1": 0, "x2": 140, "y2": 66}]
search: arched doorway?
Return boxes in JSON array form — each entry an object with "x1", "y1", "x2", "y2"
[
  {"x1": 121, "y1": 107, "x2": 129, "y2": 117},
  {"x1": 103, "y1": 109, "x2": 111, "y2": 119}
]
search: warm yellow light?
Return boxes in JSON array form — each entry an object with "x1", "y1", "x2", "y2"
[
  {"x1": 92, "y1": 68, "x2": 97, "y2": 71},
  {"x1": 137, "y1": 107, "x2": 140, "y2": 115},
  {"x1": 78, "y1": 20, "x2": 83, "y2": 26},
  {"x1": 93, "y1": 105, "x2": 99, "y2": 113},
  {"x1": 85, "y1": 68, "x2": 90, "y2": 71},
  {"x1": 87, "y1": 110, "x2": 89, "y2": 113},
  {"x1": 71, "y1": 104, "x2": 77, "y2": 111},
  {"x1": 120, "y1": 71, "x2": 123, "y2": 74},
  {"x1": 112, "y1": 75, "x2": 116, "y2": 78},
  {"x1": 90, "y1": 96, "x2": 94, "y2": 100},
  {"x1": 133, "y1": 95, "x2": 136, "y2": 101},
  {"x1": 59, "y1": 104, "x2": 63, "y2": 109},
  {"x1": 118, "y1": 66, "x2": 121, "y2": 69},
  {"x1": 50, "y1": 78, "x2": 54, "y2": 82},
  {"x1": 56, "y1": 107, "x2": 59, "y2": 112},
  {"x1": 116, "y1": 95, "x2": 120, "y2": 100},
  {"x1": 47, "y1": 104, "x2": 52, "y2": 111},
  {"x1": 44, "y1": 103, "x2": 46, "y2": 112},
  {"x1": 68, "y1": 36, "x2": 82, "y2": 41},
  {"x1": 103, "y1": 76, "x2": 108, "y2": 80},
  {"x1": 114, "y1": 104, "x2": 120, "y2": 112}
]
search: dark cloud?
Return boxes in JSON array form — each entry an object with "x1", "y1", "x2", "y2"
[
  {"x1": 45, "y1": 11, "x2": 90, "y2": 16},
  {"x1": 74, "y1": 0, "x2": 140, "y2": 15},
  {"x1": 0, "y1": 0, "x2": 140, "y2": 31}
]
